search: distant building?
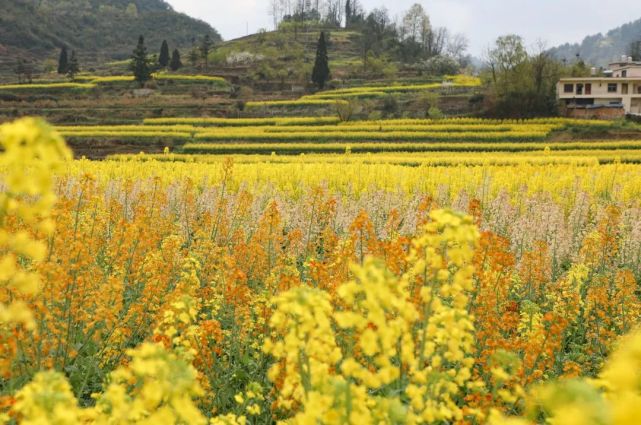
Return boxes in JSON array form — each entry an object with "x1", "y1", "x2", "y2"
[{"x1": 557, "y1": 56, "x2": 641, "y2": 118}]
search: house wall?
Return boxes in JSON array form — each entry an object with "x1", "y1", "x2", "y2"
[
  {"x1": 557, "y1": 79, "x2": 641, "y2": 114},
  {"x1": 611, "y1": 65, "x2": 641, "y2": 78},
  {"x1": 565, "y1": 107, "x2": 625, "y2": 120},
  {"x1": 558, "y1": 80, "x2": 641, "y2": 98}
]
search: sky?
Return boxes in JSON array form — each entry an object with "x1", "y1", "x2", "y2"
[{"x1": 166, "y1": 0, "x2": 641, "y2": 56}]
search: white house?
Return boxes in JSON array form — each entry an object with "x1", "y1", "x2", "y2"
[{"x1": 557, "y1": 56, "x2": 641, "y2": 117}]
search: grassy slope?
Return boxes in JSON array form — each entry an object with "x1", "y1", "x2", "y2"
[{"x1": 212, "y1": 27, "x2": 369, "y2": 83}]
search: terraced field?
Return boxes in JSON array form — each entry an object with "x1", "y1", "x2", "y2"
[{"x1": 48, "y1": 116, "x2": 641, "y2": 162}]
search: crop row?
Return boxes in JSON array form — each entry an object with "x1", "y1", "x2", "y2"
[
  {"x1": 141, "y1": 116, "x2": 342, "y2": 126},
  {"x1": 62, "y1": 131, "x2": 191, "y2": 139},
  {"x1": 56, "y1": 124, "x2": 198, "y2": 132},
  {"x1": 245, "y1": 99, "x2": 348, "y2": 108},
  {"x1": 302, "y1": 91, "x2": 389, "y2": 99},
  {"x1": 256, "y1": 124, "x2": 558, "y2": 133},
  {"x1": 112, "y1": 152, "x2": 607, "y2": 166},
  {"x1": 340, "y1": 117, "x2": 613, "y2": 127},
  {"x1": 71, "y1": 123, "x2": 555, "y2": 134},
  {"x1": 139, "y1": 116, "x2": 612, "y2": 128},
  {"x1": 0, "y1": 74, "x2": 228, "y2": 92},
  {"x1": 154, "y1": 74, "x2": 227, "y2": 83},
  {"x1": 110, "y1": 150, "x2": 641, "y2": 166},
  {"x1": 59, "y1": 130, "x2": 552, "y2": 143},
  {"x1": 181, "y1": 140, "x2": 641, "y2": 154},
  {"x1": 443, "y1": 74, "x2": 482, "y2": 86},
  {"x1": 193, "y1": 130, "x2": 550, "y2": 142},
  {"x1": 301, "y1": 76, "x2": 482, "y2": 100},
  {"x1": 0, "y1": 82, "x2": 96, "y2": 91},
  {"x1": 68, "y1": 74, "x2": 228, "y2": 84},
  {"x1": 303, "y1": 83, "x2": 443, "y2": 97}
]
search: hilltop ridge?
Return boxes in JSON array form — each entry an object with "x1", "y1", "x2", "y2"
[
  {"x1": 549, "y1": 17, "x2": 641, "y2": 66},
  {"x1": 0, "y1": 0, "x2": 221, "y2": 72}
]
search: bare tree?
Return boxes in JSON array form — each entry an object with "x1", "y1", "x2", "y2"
[
  {"x1": 269, "y1": 0, "x2": 281, "y2": 29},
  {"x1": 530, "y1": 40, "x2": 556, "y2": 96},
  {"x1": 424, "y1": 27, "x2": 447, "y2": 57},
  {"x1": 485, "y1": 34, "x2": 528, "y2": 95},
  {"x1": 401, "y1": 3, "x2": 430, "y2": 42},
  {"x1": 446, "y1": 33, "x2": 469, "y2": 60}
]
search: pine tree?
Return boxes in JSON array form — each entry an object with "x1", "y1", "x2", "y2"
[
  {"x1": 130, "y1": 35, "x2": 153, "y2": 87},
  {"x1": 312, "y1": 32, "x2": 330, "y2": 90},
  {"x1": 57, "y1": 47, "x2": 68, "y2": 75},
  {"x1": 345, "y1": 0, "x2": 352, "y2": 27},
  {"x1": 201, "y1": 35, "x2": 212, "y2": 70},
  {"x1": 159, "y1": 40, "x2": 170, "y2": 68},
  {"x1": 15, "y1": 59, "x2": 25, "y2": 84},
  {"x1": 169, "y1": 49, "x2": 183, "y2": 71},
  {"x1": 66, "y1": 50, "x2": 80, "y2": 80}
]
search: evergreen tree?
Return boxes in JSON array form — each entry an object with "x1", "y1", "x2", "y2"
[
  {"x1": 130, "y1": 35, "x2": 153, "y2": 87},
  {"x1": 200, "y1": 35, "x2": 212, "y2": 70},
  {"x1": 15, "y1": 59, "x2": 26, "y2": 84},
  {"x1": 57, "y1": 46, "x2": 68, "y2": 75},
  {"x1": 159, "y1": 40, "x2": 170, "y2": 68},
  {"x1": 66, "y1": 50, "x2": 80, "y2": 80},
  {"x1": 169, "y1": 49, "x2": 183, "y2": 71},
  {"x1": 312, "y1": 32, "x2": 330, "y2": 90},
  {"x1": 628, "y1": 40, "x2": 641, "y2": 61},
  {"x1": 345, "y1": 0, "x2": 352, "y2": 27},
  {"x1": 189, "y1": 47, "x2": 199, "y2": 69}
]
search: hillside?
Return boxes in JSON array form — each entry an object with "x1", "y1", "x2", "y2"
[
  {"x1": 549, "y1": 17, "x2": 641, "y2": 66},
  {"x1": 0, "y1": 0, "x2": 221, "y2": 72},
  {"x1": 212, "y1": 28, "x2": 363, "y2": 84}
]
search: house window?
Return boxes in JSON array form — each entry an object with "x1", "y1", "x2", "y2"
[
  {"x1": 608, "y1": 83, "x2": 618, "y2": 93},
  {"x1": 622, "y1": 70, "x2": 627, "y2": 77},
  {"x1": 576, "y1": 84, "x2": 583, "y2": 95},
  {"x1": 623, "y1": 83, "x2": 629, "y2": 94},
  {"x1": 585, "y1": 83, "x2": 592, "y2": 95},
  {"x1": 563, "y1": 83, "x2": 573, "y2": 93}
]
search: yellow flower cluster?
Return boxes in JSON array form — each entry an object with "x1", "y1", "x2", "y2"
[
  {"x1": 14, "y1": 342, "x2": 208, "y2": 424},
  {"x1": 403, "y1": 210, "x2": 481, "y2": 423},
  {"x1": 490, "y1": 329, "x2": 641, "y2": 425},
  {"x1": 152, "y1": 258, "x2": 203, "y2": 361},
  {"x1": 336, "y1": 259, "x2": 416, "y2": 390},
  {"x1": 263, "y1": 286, "x2": 342, "y2": 410},
  {"x1": 233, "y1": 382, "x2": 265, "y2": 417},
  {"x1": 444, "y1": 74, "x2": 482, "y2": 86},
  {"x1": 264, "y1": 210, "x2": 481, "y2": 424},
  {"x1": 12, "y1": 371, "x2": 89, "y2": 424},
  {"x1": 0, "y1": 118, "x2": 70, "y2": 337},
  {"x1": 93, "y1": 343, "x2": 206, "y2": 424}
]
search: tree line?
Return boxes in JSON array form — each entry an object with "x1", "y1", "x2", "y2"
[
  {"x1": 268, "y1": 1, "x2": 471, "y2": 72},
  {"x1": 50, "y1": 35, "x2": 220, "y2": 86},
  {"x1": 481, "y1": 35, "x2": 598, "y2": 117}
]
